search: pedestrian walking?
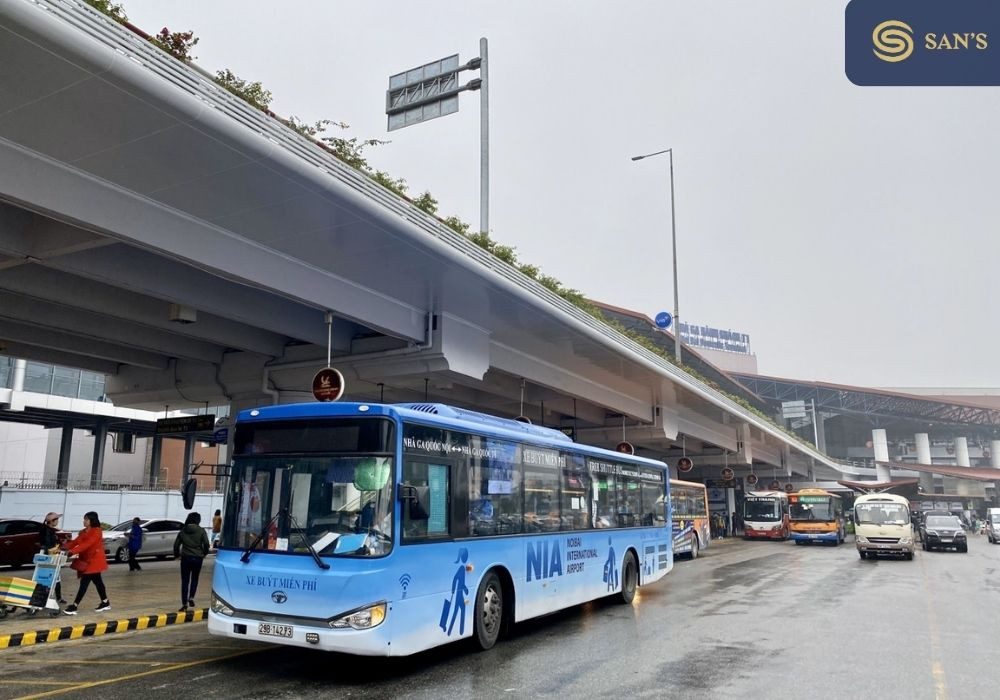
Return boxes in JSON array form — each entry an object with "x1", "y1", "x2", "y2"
[
  {"x1": 174, "y1": 512, "x2": 211, "y2": 612},
  {"x1": 211, "y1": 509, "x2": 222, "y2": 548},
  {"x1": 39, "y1": 512, "x2": 67, "y2": 605},
  {"x1": 127, "y1": 517, "x2": 143, "y2": 571},
  {"x1": 62, "y1": 511, "x2": 110, "y2": 615}
]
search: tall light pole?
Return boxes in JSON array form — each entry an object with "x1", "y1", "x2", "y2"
[{"x1": 632, "y1": 147, "x2": 681, "y2": 364}]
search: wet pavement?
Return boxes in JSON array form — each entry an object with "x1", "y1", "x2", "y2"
[{"x1": 2, "y1": 535, "x2": 997, "y2": 699}]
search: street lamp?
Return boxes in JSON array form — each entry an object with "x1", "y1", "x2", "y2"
[{"x1": 631, "y1": 147, "x2": 681, "y2": 364}]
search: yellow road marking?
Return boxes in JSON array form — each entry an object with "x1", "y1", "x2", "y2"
[
  {"x1": 0, "y1": 682, "x2": 79, "y2": 687},
  {"x1": 20, "y1": 632, "x2": 37, "y2": 646},
  {"x1": 12, "y1": 646, "x2": 271, "y2": 699},
  {"x1": 918, "y1": 554, "x2": 948, "y2": 700},
  {"x1": 4, "y1": 659, "x2": 175, "y2": 665},
  {"x1": 68, "y1": 627, "x2": 84, "y2": 640}
]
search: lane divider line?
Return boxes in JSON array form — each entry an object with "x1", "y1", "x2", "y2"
[{"x1": 0, "y1": 608, "x2": 206, "y2": 650}]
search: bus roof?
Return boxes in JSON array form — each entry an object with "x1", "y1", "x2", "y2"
[
  {"x1": 746, "y1": 490, "x2": 789, "y2": 498},
  {"x1": 669, "y1": 478, "x2": 706, "y2": 489},
  {"x1": 854, "y1": 493, "x2": 910, "y2": 506},
  {"x1": 793, "y1": 488, "x2": 841, "y2": 498},
  {"x1": 237, "y1": 401, "x2": 668, "y2": 469}
]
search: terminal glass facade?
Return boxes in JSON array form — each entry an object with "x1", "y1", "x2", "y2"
[{"x1": 0, "y1": 356, "x2": 106, "y2": 401}]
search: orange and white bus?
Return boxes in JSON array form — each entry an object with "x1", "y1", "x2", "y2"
[
  {"x1": 789, "y1": 488, "x2": 845, "y2": 545},
  {"x1": 742, "y1": 490, "x2": 789, "y2": 540},
  {"x1": 669, "y1": 479, "x2": 710, "y2": 559}
]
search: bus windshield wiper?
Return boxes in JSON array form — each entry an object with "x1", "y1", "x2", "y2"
[
  {"x1": 287, "y1": 510, "x2": 330, "y2": 570},
  {"x1": 241, "y1": 509, "x2": 282, "y2": 563}
]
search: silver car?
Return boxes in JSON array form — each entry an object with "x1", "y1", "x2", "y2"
[{"x1": 103, "y1": 519, "x2": 183, "y2": 563}]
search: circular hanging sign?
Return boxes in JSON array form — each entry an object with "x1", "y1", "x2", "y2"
[
  {"x1": 746, "y1": 473, "x2": 759, "y2": 486},
  {"x1": 654, "y1": 311, "x2": 673, "y2": 329},
  {"x1": 784, "y1": 483, "x2": 795, "y2": 493},
  {"x1": 721, "y1": 467, "x2": 735, "y2": 480},
  {"x1": 677, "y1": 457, "x2": 693, "y2": 473},
  {"x1": 312, "y1": 367, "x2": 345, "y2": 402},
  {"x1": 616, "y1": 441, "x2": 635, "y2": 455},
  {"x1": 768, "y1": 480, "x2": 781, "y2": 490}
]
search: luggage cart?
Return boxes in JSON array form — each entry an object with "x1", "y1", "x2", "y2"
[{"x1": 0, "y1": 551, "x2": 65, "y2": 618}]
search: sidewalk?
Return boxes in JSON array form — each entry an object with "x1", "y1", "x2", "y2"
[{"x1": 0, "y1": 556, "x2": 213, "y2": 649}]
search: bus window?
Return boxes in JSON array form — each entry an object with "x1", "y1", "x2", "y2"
[
  {"x1": 642, "y1": 480, "x2": 664, "y2": 526},
  {"x1": 561, "y1": 459, "x2": 592, "y2": 531},
  {"x1": 593, "y1": 474, "x2": 617, "y2": 528},
  {"x1": 469, "y1": 446, "x2": 523, "y2": 536},
  {"x1": 618, "y1": 478, "x2": 642, "y2": 528},
  {"x1": 524, "y1": 466, "x2": 560, "y2": 533}
]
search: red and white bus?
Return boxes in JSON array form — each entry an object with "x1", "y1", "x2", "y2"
[{"x1": 742, "y1": 491, "x2": 789, "y2": 540}]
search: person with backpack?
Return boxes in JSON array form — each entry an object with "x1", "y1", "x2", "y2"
[{"x1": 173, "y1": 512, "x2": 211, "y2": 612}]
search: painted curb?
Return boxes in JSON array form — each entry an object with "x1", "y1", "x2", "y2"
[{"x1": 0, "y1": 608, "x2": 207, "y2": 649}]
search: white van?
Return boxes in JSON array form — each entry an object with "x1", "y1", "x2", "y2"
[
  {"x1": 987, "y1": 508, "x2": 1000, "y2": 544},
  {"x1": 854, "y1": 493, "x2": 915, "y2": 560}
]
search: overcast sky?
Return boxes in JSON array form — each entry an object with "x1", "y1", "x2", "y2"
[{"x1": 126, "y1": 1, "x2": 1000, "y2": 388}]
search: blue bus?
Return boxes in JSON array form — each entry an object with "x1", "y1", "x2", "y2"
[{"x1": 208, "y1": 402, "x2": 673, "y2": 656}]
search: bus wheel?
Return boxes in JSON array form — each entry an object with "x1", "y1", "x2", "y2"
[
  {"x1": 689, "y1": 538, "x2": 699, "y2": 560},
  {"x1": 474, "y1": 571, "x2": 504, "y2": 651},
  {"x1": 619, "y1": 552, "x2": 638, "y2": 605}
]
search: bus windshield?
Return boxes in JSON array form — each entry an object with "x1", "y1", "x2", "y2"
[
  {"x1": 744, "y1": 498, "x2": 781, "y2": 521},
  {"x1": 222, "y1": 418, "x2": 395, "y2": 558},
  {"x1": 855, "y1": 503, "x2": 909, "y2": 525},
  {"x1": 790, "y1": 499, "x2": 835, "y2": 522}
]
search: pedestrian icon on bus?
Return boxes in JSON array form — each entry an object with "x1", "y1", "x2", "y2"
[{"x1": 441, "y1": 548, "x2": 470, "y2": 636}]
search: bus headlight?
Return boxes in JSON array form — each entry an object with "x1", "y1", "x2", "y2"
[
  {"x1": 211, "y1": 592, "x2": 235, "y2": 616},
  {"x1": 899, "y1": 537, "x2": 912, "y2": 545},
  {"x1": 330, "y1": 603, "x2": 386, "y2": 630},
  {"x1": 856, "y1": 536, "x2": 868, "y2": 544}
]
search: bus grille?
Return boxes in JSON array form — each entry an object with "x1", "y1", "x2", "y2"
[{"x1": 868, "y1": 537, "x2": 900, "y2": 544}]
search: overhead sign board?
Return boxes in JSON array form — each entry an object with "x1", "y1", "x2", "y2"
[
  {"x1": 387, "y1": 54, "x2": 462, "y2": 131},
  {"x1": 155, "y1": 414, "x2": 215, "y2": 435},
  {"x1": 782, "y1": 400, "x2": 807, "y2": 419},
  {"x1": 678, "y1": 321, "x2": 751, "y2": 355},
  {"x1": 312, "y1": 368, "x2": 346, "y2": 402}
]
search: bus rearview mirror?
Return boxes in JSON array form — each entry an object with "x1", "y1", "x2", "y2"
[{"x1": 182, "y1": 478, "x2": 197, "y2": 510}]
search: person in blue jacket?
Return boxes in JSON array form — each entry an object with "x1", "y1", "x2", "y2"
[{"x1": 127, "y1": 517, "x2": 143, "y2": 572}]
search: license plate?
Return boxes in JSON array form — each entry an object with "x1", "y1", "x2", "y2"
[
  {"x1": 258, "y1": 623, "x2": 293, "y2": 638},
  {"x1": 940, "y1": 538, "x2": 952, "y2": 543}
]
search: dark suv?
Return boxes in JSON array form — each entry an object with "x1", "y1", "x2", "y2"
[{"x1": 921, "y1": 515, "x2": 968, "y2": 552}]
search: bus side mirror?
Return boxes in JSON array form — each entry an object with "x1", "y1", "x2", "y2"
[
  {"x1": 398, "y1": 484, "x2": 430, "y2": 520},
  {"x1": 182, "y1": 478, "x2": 197, "y2": 510}
]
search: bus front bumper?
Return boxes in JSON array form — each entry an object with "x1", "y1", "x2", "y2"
[
  {"x1": 208, "y1": 610, "x2": 393, "y2": 656},
  {"x1": 790, "y1": 531, "x2": 839, "y2": 543},
  {"x1": 744, "y1": 527, "x2": 784, "y2": 539}
]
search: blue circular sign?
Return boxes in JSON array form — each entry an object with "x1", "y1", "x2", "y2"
[{"x1": 654, "y1": 311, "x2": 672, "y2": 329}]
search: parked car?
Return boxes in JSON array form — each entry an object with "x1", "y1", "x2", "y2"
[
  {"x1": 103, "y1": 518, "x2": 184, "y2": 563},
  {"x1": 921, "y1": 515, "x2": 968, "y2": 552},
  {"x1": 0, "y1": 519, "x2": 70, "y2": 568}
]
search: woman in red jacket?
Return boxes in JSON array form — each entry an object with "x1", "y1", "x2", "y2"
[{"x1": 62, "y1": 511, "x2": 111, "y2": 614}]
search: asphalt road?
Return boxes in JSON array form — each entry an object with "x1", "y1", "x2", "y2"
[{"x1": 2, "y1": 535, "x2": 997, "y2": 700}]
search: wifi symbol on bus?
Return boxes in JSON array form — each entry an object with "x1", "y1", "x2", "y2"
[{"x1": 399, "y1": 573, "x2": 412, "y2": 598}]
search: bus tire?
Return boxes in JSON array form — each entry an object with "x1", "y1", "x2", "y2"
[
  {"x1": 473, "y1": 570, "x2": 504, "y2": 651},
  {"x1": 619, "y1": 552, "x2": 638, "y2": 605},
  {"x1": 689, "y1": 537, "x2": 699, "y2": 560}
]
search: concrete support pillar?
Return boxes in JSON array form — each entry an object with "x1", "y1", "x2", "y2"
[
  {"x1": 955, "y1": 437, "x2": 970, "y2": 467},
  {"x1": 57, "y1": 423, "x2": 73, "y2": 488},
  {"x1": 11, "y1": 359, "x2": 26, "y2": 391},
  {"x1": 90, "y1": 421, "x2": 107, "y2": 488},
  {"x1": 991, "y1": 440, "x2": 1000, "y2": 468},
  {"x1": 873, "y1": 429, "x2": 891, "y2": 481},
  {"x1": 149, "y1": 436, "x2": 163, "y2": 489},
  {"x1": 815, "y1": 410, "x2": 827, "y2": 454},
  {"x1": 915, "y1": 433, "x2": 934, "y2": 493}
]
